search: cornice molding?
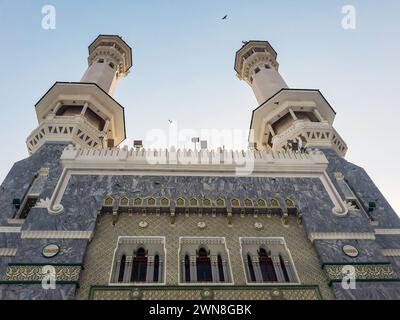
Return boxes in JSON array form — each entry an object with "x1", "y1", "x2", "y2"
[
  {"x1": 309, "y1": 232, "x2": 376, "y2": 242},
  {"x1": 20, "y1": 230, "x2": 93, "y2": 240}
]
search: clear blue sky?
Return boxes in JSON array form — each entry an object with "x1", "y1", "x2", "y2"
[{"x1": 0, "y1": 1, "x2": 399, "y2": 213}]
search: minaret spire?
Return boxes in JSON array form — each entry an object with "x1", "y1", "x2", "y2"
[
  {"x1": 26, "y1": 35, "x2": 132, "y2": 154},
  {"x1": 81, "y1": 35, "x2": 132, "y2": 96},
  {"x1": 237, "y1": 41, "x2": 347, "y2": 157},
  {"x1": 235, "y1": 41, "x2": 288, "y2": 104}
]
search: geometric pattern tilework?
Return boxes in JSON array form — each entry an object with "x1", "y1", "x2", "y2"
[
  {"x1": 75, "y1": 213, "x2": 335, "y2": 300},
  {"x1": 324, "y1": 264, "x2": 399, "y2": 283},
  {"x1": 89, "y1": 286, "x2": 322, "y2": 300},
  {"x1": 4, "y1": 265, "x2": 81, "y2": 282}
]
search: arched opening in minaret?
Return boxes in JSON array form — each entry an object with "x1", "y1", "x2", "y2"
[
  {"x1": 56, "y1": 105, "x2": 83, "y2": 117},
  {"x1": 84, "y1": 108, "x2": 105, "y2": 131}
]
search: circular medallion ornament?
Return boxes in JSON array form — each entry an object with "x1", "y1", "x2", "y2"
[
  {"x1": 197, "y1": 222, "x2": 207, "y2": 229},
  {"x1": 139, "y1": 221, "x2": 148, "y2": 229},
  {"x1": 42, "y1": 244, "x2": 60, "y2": 258},
  {"x1": 254, "y1": 222, "x2": 263, "y2": 230},
  {"x1": 342, "y1": 245, "x2": 359, "y2": 258}
]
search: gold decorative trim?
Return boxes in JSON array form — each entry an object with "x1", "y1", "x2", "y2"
[
  {"x1": 4, "y1": 265, "x2": 81, "y2": 282},
  {"x1": 323, "y1": 264, "x2": 398, "y2": 282}
]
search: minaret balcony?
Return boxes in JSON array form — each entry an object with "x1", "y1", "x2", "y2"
[
  {"x1": 271, "y1": 120, "x2": 348, "y2": 157},
  {"x1": 26, "y1": 114, "x2": 104, "y2": 154}
]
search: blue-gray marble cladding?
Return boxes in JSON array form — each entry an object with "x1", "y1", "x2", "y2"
[
  {"x1": 12, "y1": 239, "x2": 88, "y2": 265},
  {"x1": 0, "y1": 284, "x2": 76, "y2": 300},
  {"x1": 0, "y1": 143, "x2": 66, "y2": 225},
  {"x1": 387, "y1": 257, "x2": 400, "y2": 275},
  {"x1": 23, "y1": 174, "x2": 373, "y2": 234},
  {"x1": 332, "y1": 282, "x2": 400, "y2": 300},
  {"x1": 0, "y1": 233, "x2": 19, "y2": 248},
  {"x1": 0, "y1": 143, "x2": 399, "y2": 299},
  {"x1": 314, "y1": 240, "x2": 389, "y2": 264},
  {"x1": 323, "y1": 148, "x2": 400, "y2": 228},
  {"x1": 375, "y1": 235, "x2": 400, "y2": 249}
]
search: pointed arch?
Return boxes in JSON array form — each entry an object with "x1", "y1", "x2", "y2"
[
  {"x1": 216, "y1": 197, "x2": 226, "y2": 207},
  {"x1": 256, "y1": 198, "x2": 267, "y2": 207},
  {"x1": 244, "y1": 198, "x2": 254, "y2": 207},
  {"x1": 103, "y1": 195, "x2": 115, "y2": 207},
  {"x1": 196, "y1": 247, "x2": 212, "y2": 282},
  {"x1": 189, "y1": 197, "x2": 199, "y2": 207},
  {"x1": 160, "y1": 197, "x2": 170, "y2": 207},
  {"x1": 285, "y1": 198, "x2": 296, "y2": 208},
  {"x1": 133, "y1": 197, "x2": 143, "y2": 206},
  {"x1": 176, "y1": 197, "x2": 186, "y2": 207},
  {"x1": 202, "y1": 197, "x2": 212, "y2": 207},
  {"x1": 269, "y1": 198, "x2": 280, "y2": 208},
  {"x1": 131, "y1": 247, "x2": 148, "y2": 282},
  {"x1": 231, "y1": 198, "x2": 240, "y2": 207},
  {"x1": 119, "y1": 196, "x2": 130, "y2": 207},
  {"x1": 147, "y1": 197, "x2": 156, "y2": 206}
]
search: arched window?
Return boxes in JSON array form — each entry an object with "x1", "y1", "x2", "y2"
[
  {"x1": 244, "y1": 198, "x2": 254, "y2": 207},
  {"x1": 184, "y1": 254, "x2": 190, "y2": 282},
  {"x1": 247, "y1": 254, "x2": 256, "y2": 282},
  {"x1": 280, "y1": 254, "x2": 290, "y2": 282},
  {"x1": 217, "y1": 254, "x2": 225, "y2": 282},
  {"x1": 190, "y1": 197, "x2": 199, "y2": 207},
  {"x1": 231, "y1": 198, "x2": 240, "y2": 207},
  {"x1": 118, "y1": 254, "x2": 126, "y2": 283},
  {"x1": 176, "y1": 197, "x2": 185, "y2": 207},
  {"x1": 131, "y1": 247, "x2": 148, "y2": 282},
  {"x1": 196, "y1": 248, "x2": 212, "y2": 282},
  {"x1": 258, "y1": 248, "x2": 277, "y2": 282},
  {"x1": 109, "y1": 62, "x2": 115, "y2": 69},
  {"x1": 153, "y1": 254, "x2": 160, "y2": 282}
]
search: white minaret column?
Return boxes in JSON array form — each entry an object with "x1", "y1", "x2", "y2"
[
  {"x1": 81, "y1": 35, "x2": 132, "y2": 96},
  {"x1": 235, "y1": 41, "x2": 288, "y2": 104}
]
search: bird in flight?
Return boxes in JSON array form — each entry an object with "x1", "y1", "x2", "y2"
[
  {"x1": 168, "y1": 119, "x2": 173, "y2": 124},
  {"x1": 222, "y1": 15, "x2": 228, "y2": 20}
]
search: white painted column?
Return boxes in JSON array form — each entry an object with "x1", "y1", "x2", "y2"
[
  {"x1": 313, "y1": 108, "x2": 325, "y2": 122},
  {"x1": 190, "y1": 256, "x2": 197, "y2": 282},
  {"x1": 289, "y1": 108, "x2": 298, "y2": 121},
  {"x1": 103, "y1": 119, "x2": 110, "y2": 132},
  {"x1": 53, "y1": 102, "x2": 62, "y2": 115},
  {"x1": 267, "y1": 123, "x2": 276, "y2": 137},
  {"x1": 146, "y1": 256, "x2": 154, "y2": 283},
  {"x1": 211, "y1": 255, "x2": 218, "y2": 283},
  {"x1": 124, "y1": 256, "x2": 133, "y2": 283},
  {"x1": 252, "y1": 255, "x2": 263, "y2": 282},
  {"x1": 81, "y1": 102, "x2": 89, "y2": 115},
  {"x1": 282, "y1": 255, "x2": 297, "y2": 282},
  {"x1": 114, "y1": 259, "x2": 121, "y2": 283},
  {"x1": 222, "y1": 258, "x2": 229, "y2": 283},
  {"x1": 272, "y1": 255, "x2": 285, "y2": 282}
]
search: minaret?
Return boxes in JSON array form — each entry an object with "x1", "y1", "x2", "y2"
[
  {"x1": 235, "y1": 41, "x2": 288, "y2": 104},
  {"x1": 26, "y1": 35, "x2": 132, "y2": 154},
  {"x1": 81, "y1": 35, "x2": 132, "y2": 96},
  {"x1": 236, "y1": 41, "x2": 348, "y2": 157}
]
